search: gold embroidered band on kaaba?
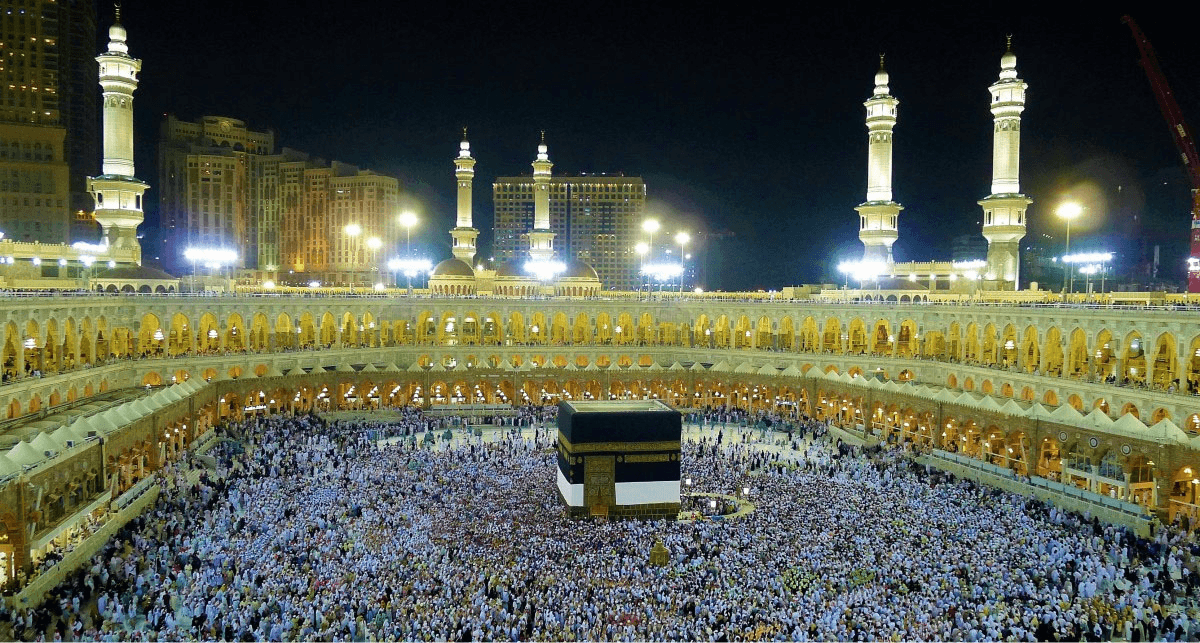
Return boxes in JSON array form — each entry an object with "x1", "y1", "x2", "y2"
[{"x1": 558, "y1": 433, "x2": 681, "y2": 455}]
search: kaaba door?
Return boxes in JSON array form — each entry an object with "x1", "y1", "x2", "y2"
[{"x1": 584, "y1": 455, "x2": 616, "y2": 515}]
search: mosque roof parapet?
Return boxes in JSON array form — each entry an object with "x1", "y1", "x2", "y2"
[{"x1": 89, "y1": 174, "x2": 149, "y2": 185}]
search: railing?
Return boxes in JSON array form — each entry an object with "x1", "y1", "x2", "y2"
[
  {"x1": 112, "y1": 475, "x2": 157, "y2": 511},
  {"x1": 1170, "y1": 499, "x2": 1200, "y2": 521},
  {"x1": 0, "y1": 289, "x2": 1198, "y2": 310},
  {"x1": 4, "y1": 484, "x2": 159, "y2": 609},
  {"x1": 929, "y1": 449, "x2": 1151, "y2": 521}
]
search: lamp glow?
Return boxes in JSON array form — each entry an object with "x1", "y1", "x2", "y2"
[
  {"x1": 1056, "y1": 202, "x2": 1083, "y2": 221},
  {"x1": 387, "y1": 257, "x2": 432, "y2": 277},
  {"x1": 72, "y1": 241, "x2": 109, "y2": 254},
  {"x1": 640, "y1": 262, "x2": 684, "y2": 281},
  {"x1": 837, "y1": 260, "x2": 886, "y2": 282},
  {"x1": 1061, "y1": 252, "x2": 1113, "y2": 264},
  {"x1": 183, "y1": 247, "x2": 238, "y2": 265},
  {"x1": 524, "y1": 260, "x2": 566, "y2": 280}
]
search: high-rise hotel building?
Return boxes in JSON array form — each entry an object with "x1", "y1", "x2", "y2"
[
  {"x1": 493, "y1": 175, "x2": 645, "y2": 290},
  {"x1": 0, "y1": 0, "x2": 97, "y2": 245},
  {"x1": 158, "y1": 115, "x2": 398, "y2": 282},
  {"x1": 157, "y1": 115, "x2": 273, "y2": 271}
]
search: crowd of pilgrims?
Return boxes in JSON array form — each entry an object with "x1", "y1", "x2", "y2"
[{"x1": 3, "y1": 405, "x2": 1200, "y2": 642}]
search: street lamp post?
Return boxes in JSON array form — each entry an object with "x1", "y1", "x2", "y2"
[
  {"x1": 635, "y1": 242, "x2": 650, "y2": 298},
  {"x1": 674, "y1": 231, "x2": 690, "y2": 294},
  {"x1": 642, "y1": 219, "x2": 660, "y2": 260},
  {"x1": 398, "y1": 212, "x2": 418, "y2": 293},
  {"x1": 1056, "y1": 202, "x2": 1082, "y2": 295},
  {"x1": 344, "y1": 223, "x2": 362, "y2": 294},
  {"x1": 367, "y1": 236, "x2": 382, "y2": 290},
  {"x1": 399, "y1": 211, "x2": 418, "y2": 255}
]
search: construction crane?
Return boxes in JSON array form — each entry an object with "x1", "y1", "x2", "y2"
[{"x1": 1123, "y1": 15, "x2": 1200, "y2": 293}]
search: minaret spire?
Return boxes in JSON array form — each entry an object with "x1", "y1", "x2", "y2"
[
  {"x1": 855, "y1": 58, "x2": 903, "y2": 265},
  {"x1": 87, "y1": 2, "x2": 147, "y2": 261},
  {"x1": 450, "y1": 127, "x2": 478, "y2": 262},
  {"x1": 527, "y1": 132, "x2": 555, "y2": 264},
  {"x1": 980, "y1": 36, "x2": 1031, "y2": 291}
]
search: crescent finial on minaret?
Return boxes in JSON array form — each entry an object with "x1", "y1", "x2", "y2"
[
  {"x1": 1006, "y1": 34, "x2": 1013, "y2": 51},
  {"x1": 462, "y1": 126, "x2": 468, "y2": 141},
  {"x1": 114, "y1": 1, "x2": 121, "y2": 23},
  {"x1": 879, "y1": 53, "x2": 885, "y2": 70},
  {"x1": 540, "y1": 130, "x2": 546, "y2": 144}
]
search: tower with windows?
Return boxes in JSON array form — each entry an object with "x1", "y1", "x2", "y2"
[
  {"x1": 450, "y1": 129, "x2": 479, "y2": 262},
  {"x1": 980, "y1": 38, "x2": 1031, "y2": 291},
  {"x1": 87, "y1": 5, "x2": 148, "y2": 261},
  {"x1": 856, "y1": 57, "x2": 902, "y2": 266}
]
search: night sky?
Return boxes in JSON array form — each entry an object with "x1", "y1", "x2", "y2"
[{"x1": 120, "y1": 2, "x2": 1198, "y2": 290}]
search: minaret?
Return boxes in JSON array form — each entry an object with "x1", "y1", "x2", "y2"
[
  {"x1": 87, "y1": 4, "x2": 148, "y2": 261},
  {"x1": 450, "y1": 128, "x2": 478, "y2": 262},
  {"x1": 527, "y1": 132, "x2": 555, "y2": 262},
  {"x1": 856, "y1": 56, "x2": 902, "y2": 265},
  {"x1": 980, "y1": 37, "x2": 1031, "y2": 291}
]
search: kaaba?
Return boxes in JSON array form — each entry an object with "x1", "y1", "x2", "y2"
[{"x1": 555, "y1": 400, "x2": 681, "y2": 519}]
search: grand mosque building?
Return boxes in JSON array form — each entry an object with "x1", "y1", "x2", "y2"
[{"x1": 2, "y1": 12, "x2": 1200, "y2": 602}]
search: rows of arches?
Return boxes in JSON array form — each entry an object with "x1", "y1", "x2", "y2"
[{"x1": 4, "y1": 306, "x2": 1200, "y2": 428}]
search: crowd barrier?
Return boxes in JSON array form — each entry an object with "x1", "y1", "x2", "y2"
[
  {"x1": 923, "y1": 450, "x2": 1152, "y2": 536},
  {"x1": 6, "y1": 483, "x2": 160, "y2": 609}
]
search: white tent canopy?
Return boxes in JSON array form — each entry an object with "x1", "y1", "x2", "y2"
[
  {"x1": 0, "y1": 454, "x2": 20, "y2": 479},
  {"x1": 6, "y1": 441, "x2": 44, "y2": 467},
  {"x1": 1147, "y1": 417, "x2": 1190, "y2": 445}
]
